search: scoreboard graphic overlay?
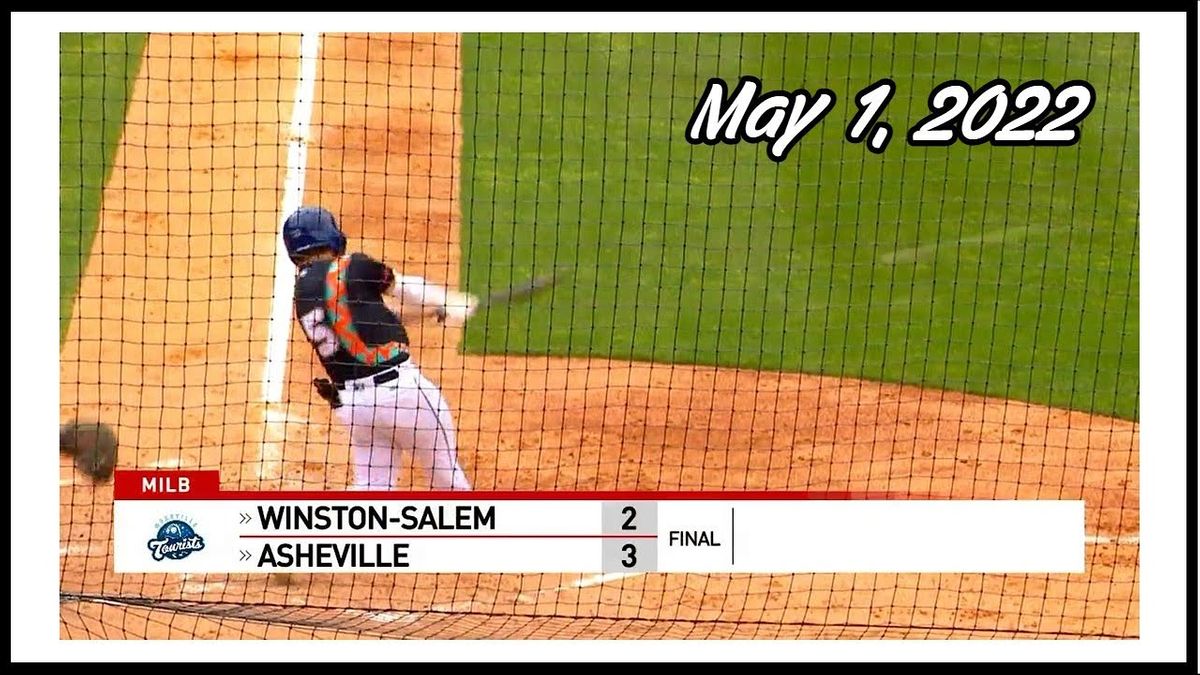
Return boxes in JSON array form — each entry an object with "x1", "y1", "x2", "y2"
[{"x1": 116, "y1": 471, "x2": 1083, "y2": 575}]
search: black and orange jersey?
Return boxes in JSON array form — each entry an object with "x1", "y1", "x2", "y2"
[{"x1": 294, "y1": 253, "x2": 410, "y2": 384}]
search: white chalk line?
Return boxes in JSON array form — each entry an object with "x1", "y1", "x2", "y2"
[
  {"x1": 569, "y1": 571, "x2": 645, "y2": 589},
  {"x1": 1084, "y1": 534, "x2": 1140, "y2": 545},
  {"x1": 510, "y1": 572, "x2": 647, "y2": 605},
  {"x1": 256, "y1": 32, "x2": 320, "y2": 481},
  {"x1": 59, "y1": 542, "x2": 106, "y2": 556},
  {"x1": 361, "y1": 610, "x2": 421, "y2": 626},
  {"x1": 181, "y1": 573, "x2": 228, "y2": 595}
]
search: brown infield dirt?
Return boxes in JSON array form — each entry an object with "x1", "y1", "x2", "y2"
[{"x1": 60, "y1": 33, "x2": 1138, "y2": 639}]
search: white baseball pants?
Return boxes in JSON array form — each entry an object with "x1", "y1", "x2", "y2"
[{"x1": 333, "y1": 360, "x2": 472, "y2": 490}]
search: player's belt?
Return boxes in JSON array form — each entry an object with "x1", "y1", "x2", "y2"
[{"x1": 336, "y1": 354, "x2": 409, "y2": 391}]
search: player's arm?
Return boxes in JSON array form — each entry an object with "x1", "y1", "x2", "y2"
[
  {"x1": 352, "y1": 253, "x2": 477, "y2": 325},
  {"x1": 390, "y1": 273, "x2": 478, "y2": 326}
]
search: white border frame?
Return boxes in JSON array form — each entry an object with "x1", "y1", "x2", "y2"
[{"x1": 13, "y1": 11, "x2": 1187, "y2": 662}]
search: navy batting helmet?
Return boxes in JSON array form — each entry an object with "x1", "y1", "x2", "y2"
[{"x1": 282, "y1": 206, "x2": 347, "y2": 264}]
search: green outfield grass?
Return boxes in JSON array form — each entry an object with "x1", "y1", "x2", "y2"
[
  {"x1": 464, "y1": 33, "x2": 1139, "y2": 420},
  {"x1": 60, "y1": 33, "x2": 146, "y2": 342}
]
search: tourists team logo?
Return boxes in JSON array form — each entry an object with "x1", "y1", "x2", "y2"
[{"x1": 147, "y1": 515, "x2": 206, "y2": 561}]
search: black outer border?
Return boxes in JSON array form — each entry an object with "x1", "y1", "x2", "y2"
[
  {"x1": 1186, "y1": 3, "x2": 1197, "y2": 672},
  {"x1": 27, "y1": 8, "x2": 1199, "y2": 666}
]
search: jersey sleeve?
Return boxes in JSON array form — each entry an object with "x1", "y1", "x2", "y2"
[
  {"x1": 344, "y1": 253, "x2": 453, "y2": 315},
  {"x1": 345, "y1": 253, "x2": 395, "y2": 297},
  {"x1": 392, "y1": 275, "x2": 450, "y2": 312}
]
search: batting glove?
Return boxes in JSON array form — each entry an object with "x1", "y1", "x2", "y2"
[{"x1": 437, "y1": 291, "x2": 479, "y2": 327}]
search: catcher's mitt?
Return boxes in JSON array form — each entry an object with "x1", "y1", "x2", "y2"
[{"x1": 60, "y1": 420, "x2": 118, "y2": 482}]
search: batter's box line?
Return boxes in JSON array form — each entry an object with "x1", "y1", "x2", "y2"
[{"x1": 509, "y1": 572, "x2": 647, "y2": 605}]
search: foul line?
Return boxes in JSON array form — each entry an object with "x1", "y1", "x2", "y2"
[
  {"x1": 262, "y1": 32, "x2": 320, "y2": 404},
  {"x1": 256, "y1": 32, "x2": 320, "y2": 481}
]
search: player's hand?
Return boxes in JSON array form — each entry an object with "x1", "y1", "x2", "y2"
[
  {"x1": 436, "y1": 291, "x2": 479, "y2": 327},
  {"x1": 313, "y1": 378, "x2": 342, "y2": 408}
]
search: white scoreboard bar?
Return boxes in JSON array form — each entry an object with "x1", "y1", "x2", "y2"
[{"x1": 110, "y1": 471, "x2": 1084, "y2": 574}]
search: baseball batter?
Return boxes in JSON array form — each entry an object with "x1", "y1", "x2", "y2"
[{"x1": 283, "y1": 206, "x2": 476, "y2": 491}]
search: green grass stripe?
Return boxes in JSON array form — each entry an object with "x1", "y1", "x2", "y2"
[
  {"x1": 462, "y1": 33, "x2": 1138, "y2": 420},
  {"x1": 60, "y1": 32, "x2": 146, "y2": 342}
]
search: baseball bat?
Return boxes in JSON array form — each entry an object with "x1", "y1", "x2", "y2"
[
  {"x1": 477, "y1": 271, "x2": 561, "y2": 311},
  {"x1": 432, "y1": 270, "x2": 562, "y2": 322}
]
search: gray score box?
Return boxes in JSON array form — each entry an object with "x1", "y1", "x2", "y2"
[
  {"x1": 601, "y1": 501, "x2": 657, "y2": 534},
  {"x1": 602, "y1": 537, "x2": 657, "y2": 573},
  {"x1": 600, "y1": 501, "x2": 658, "y2": 573}
]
